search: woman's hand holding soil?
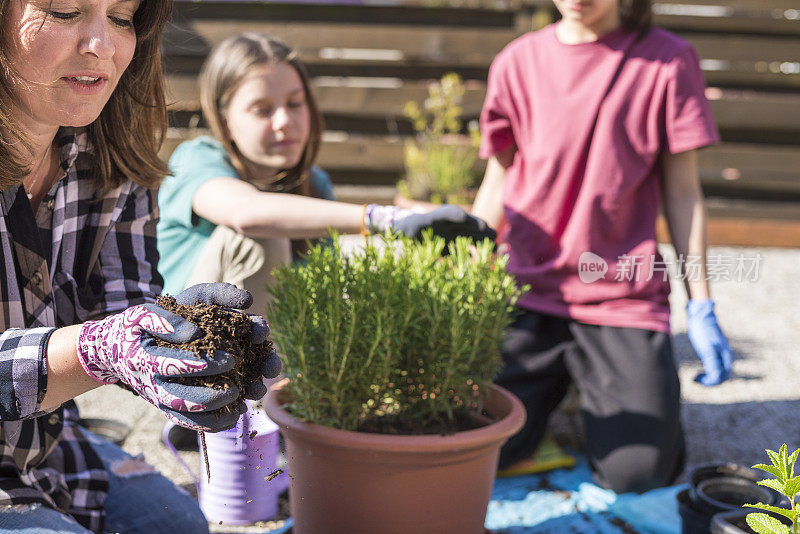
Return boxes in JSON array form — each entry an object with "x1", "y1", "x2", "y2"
[
  {"x1": 172, "y1": 283, "x2": 282, "y2": 399},
  {"x1": 75, "y1": 283, "x2": 279, "y2": 432},
  {"x1": 76, "y1": 302, "x2": 245, "y2": 432}
]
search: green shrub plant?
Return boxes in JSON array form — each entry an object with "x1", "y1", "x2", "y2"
[
  {"x1": 746, "y1": 443, "x2": 800, "y2": 534},
  {"x1": 266, "y1": 232, "x2": 522, "y2": 432},
  {"x1": 398, "y1": 72, "x2": 481, "y2": 205}
]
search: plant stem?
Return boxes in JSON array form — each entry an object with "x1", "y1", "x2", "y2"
[{"x1": 200, "y1": 431, "x2": 210, "y2": 483}]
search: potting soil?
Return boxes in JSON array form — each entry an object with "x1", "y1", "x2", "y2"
[{"x1": 154, "y1": 295, "x2": 273, "y2": 409}]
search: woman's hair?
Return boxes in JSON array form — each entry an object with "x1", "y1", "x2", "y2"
[
  {"x1": 0, "y1": 0, "x2": 173, "y2": 192},
  {"x1": 619, "y1": 0, "x2": 652, "y2": 33},
  {"x1": 198, "y1": 32, "x2": 324, "y2": 197}
]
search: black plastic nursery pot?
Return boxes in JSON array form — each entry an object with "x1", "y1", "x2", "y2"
[
  {"x1": 688, "y1": 464, "x2": 782, "y2": 517},
  {"x1": 678, "y1": 488, "x2": 714, "y2": 534},
  {"x1": 711, "y1": 509, "x2": 792, "y2": 534},
  {"x1": 711, "y1": 510, "x2": 755, "y2": 534},
  {"x1": 677, "y1": 463, "x2": 784, "y2": 534}
]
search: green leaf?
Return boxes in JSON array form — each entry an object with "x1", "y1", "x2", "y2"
[
  {"x1": 776, "y1": 444, "x2": 790, "y2": 480},
  {"x1": 745, "y1": 512, "x2": 791, "y2": 534},
  {"x1": 758, "y1": 478, "x2": 787, "y2": 494},
  {"x1": 788, "y1": 448, "x2": 800, "y2": 478},
  {"x1": 748, "y1": 503, "x2": 798, "y2": 523},
  {"x1": 784, "y1": 475, "x2": 800, "y2": 500},
  {"x1": 755, "y1": 463, "x2": 787, "y2": 481}
]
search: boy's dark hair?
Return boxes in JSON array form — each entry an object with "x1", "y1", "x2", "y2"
[{"x1": 620, "y1": 0, "x2": 652, "y2": 33}]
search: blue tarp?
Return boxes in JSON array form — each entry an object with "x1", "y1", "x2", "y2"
[{"x1": 486, "y1": 456, "x2": 685, "y2": 533}]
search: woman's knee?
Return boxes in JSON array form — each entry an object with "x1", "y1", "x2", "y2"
[
  {"x1": 142, "y1": 493, "x2": 209, "y2": 534},
  {"x1": 105, "y1": 478, "x2": 209, "y2": 534}
]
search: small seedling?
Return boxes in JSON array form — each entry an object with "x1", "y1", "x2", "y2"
[{"x1": 746, "y1": 443, "x2": 800, "y2": 534}]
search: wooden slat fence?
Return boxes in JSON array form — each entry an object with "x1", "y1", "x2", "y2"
[{"x1": 163, "y1": 0, "x2": 800, "y2": 247}]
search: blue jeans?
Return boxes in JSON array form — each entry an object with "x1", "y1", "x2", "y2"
[{"x1": 0, "y1": 431, "x2": 209, "y2": 533}]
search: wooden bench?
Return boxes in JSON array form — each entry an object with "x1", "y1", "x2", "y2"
[{"x1": 163, "y1": 0, "x2": 800, "y2": 247}]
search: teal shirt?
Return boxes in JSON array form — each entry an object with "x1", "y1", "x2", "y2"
[{"x1": 157, "y1": 136, "x2": 335, "y2": 295}]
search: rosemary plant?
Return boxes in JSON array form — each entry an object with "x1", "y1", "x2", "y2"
[{"x1": 266, "y1": 232, "x2": 522, "y2": 432}]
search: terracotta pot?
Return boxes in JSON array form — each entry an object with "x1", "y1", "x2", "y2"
[{"x1": 263, "y1": 381, "x2": 525, "y2": 534}]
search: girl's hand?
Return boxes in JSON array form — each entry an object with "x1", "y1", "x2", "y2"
[{"x1": 366, "y1": 204, "x2": 497, "y2": 244}]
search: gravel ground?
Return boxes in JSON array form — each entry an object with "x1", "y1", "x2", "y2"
[{"x1": 74, "y1": 242, "x2": 800, "y2": 516}]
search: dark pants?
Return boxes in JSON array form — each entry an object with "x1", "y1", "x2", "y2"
[{"x1": 496, "y1": 309, "x2": 685, "y2": 494}]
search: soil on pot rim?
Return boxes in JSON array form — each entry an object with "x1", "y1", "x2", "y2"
[{"x1": 152, "y1": 295, "x2": 273, "y2": 410}]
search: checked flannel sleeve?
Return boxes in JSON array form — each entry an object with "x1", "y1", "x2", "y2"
[{"x1": 0, "y1": 327, "x2": 56, "y2": 420}]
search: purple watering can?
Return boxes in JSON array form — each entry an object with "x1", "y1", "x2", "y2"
[{"x1": 163, "y1": 403, "x2": 289, "y2": 525}]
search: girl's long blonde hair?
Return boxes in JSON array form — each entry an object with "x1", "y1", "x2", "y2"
[
  {"x1": 199, "y1": 32, "x2": 324, "y2": 197},
  {"x1": 0, "y1": 0, "x2": 172, "y2": 191}
]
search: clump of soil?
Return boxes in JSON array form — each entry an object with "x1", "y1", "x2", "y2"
[{"x1": 154, "y1": 295, "x2": 273, "y2": 409}]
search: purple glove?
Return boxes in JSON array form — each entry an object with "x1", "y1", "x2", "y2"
[
  {"x1": 687, "y1": 299, "x2": 733, "y2": 386},
  {"x1": 77, "y1": 303, "x2": 244, "y2": 431},
  {"x1": 76, "y1": 283, "x2": 280, "y2": 431}
]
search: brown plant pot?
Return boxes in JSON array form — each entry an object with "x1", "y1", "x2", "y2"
[{"x1": 263, "y1": 381, "x2": 525, "y2": 534}]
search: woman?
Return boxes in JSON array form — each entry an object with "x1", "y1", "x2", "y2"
[
  {"x1": 472, "y1": 0, "x2": 732, "y2": 492},
  {"x1": 0, "y1": 1, "x2": 278, "y2": 532},
  {"x1": 157, "y1": 33, "x2": 495, "y2": 316}
]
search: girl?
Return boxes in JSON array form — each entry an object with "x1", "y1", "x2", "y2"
[
  {"x1": 0, "y1": 1, "x2": 277, "y2": 532},
  {"x1": 472, "y1": 0, "x2": 732, "y2": 492},
  {"x1": 157, "y1": 33, "x2": 494, "y2": 317}
]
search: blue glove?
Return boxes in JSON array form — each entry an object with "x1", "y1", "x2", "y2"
[
  {"x1": 175, "y1": 283, "x2": 282, "y2": 400},
  {"x1": 687, "y1": 299, "x2": 733, "y2": 386}
]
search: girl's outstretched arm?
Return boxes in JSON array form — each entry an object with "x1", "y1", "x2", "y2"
[{"x1": 193, "y1": 176, "x2": 364, "y2": 239}]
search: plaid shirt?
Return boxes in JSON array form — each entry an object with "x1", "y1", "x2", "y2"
[{"x1": 0, "y1": 127, "x2": 162, "y2": 532}]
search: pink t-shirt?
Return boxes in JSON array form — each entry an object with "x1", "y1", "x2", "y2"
[{"x1": 480, "y1": 24, "x2": 719, "y2": 333}]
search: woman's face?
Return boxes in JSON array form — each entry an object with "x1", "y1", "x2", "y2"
[
  {"x1": 3, "y1": 0, "x2": 138, "y2": 133},
  {"x1": 553, "y1": 0, "x2": 620, "y2": 33},
  {"x1": 223, "y1": 62, "x2": 311, "y2": 177}
]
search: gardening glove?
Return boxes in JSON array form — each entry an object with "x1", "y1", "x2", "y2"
[
  {"x1": 239, "y1": 314, "x2": 282, "y2": 401},
  {"x1": 365, "y1": 203, "x2": 496, "y2": 243},
  {"x1": 687, "y1": 299, "x2": 733, "y2": 386},
  {"x1": 173, "y1": 283, "x2": 282, "y2": 401},
  {"x1": 76, "y1": 303, "x2": 245, "y2": 432}
]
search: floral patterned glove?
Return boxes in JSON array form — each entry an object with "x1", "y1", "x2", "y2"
[
  {"x1": 77, "y1": 303, "x2": 245, "y2": 432},
  {"x1": 77, "y1": 283, "x2": 281, "y2": 432}
]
